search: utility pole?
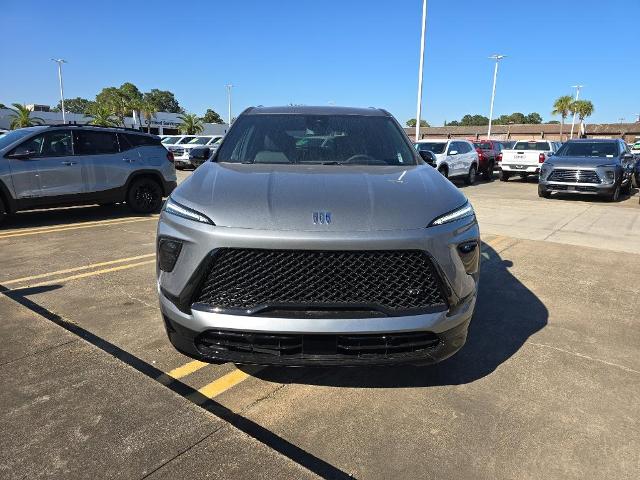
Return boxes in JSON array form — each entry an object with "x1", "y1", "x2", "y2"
[
  {"x1": 487, "y1": 54, "x2": 505, "y2": 138},
  {"x1": 51, "y1": 58, "x2": 67, "y2": 124},
  {"x1": 569, "y1": 84, "x2": 583, "y2": 139},
  {"x1": 415, "y1": 0, "x2": 427, "y2": 142},
  {"x1": 225, "y1": 84, "x2": 234, "y2": 127}
]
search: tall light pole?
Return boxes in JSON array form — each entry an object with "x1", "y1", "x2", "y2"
[
  {"x1": 487, "y1": 54, "x2": 505, "y2": 139},
  {"x1": 569, "y1": 84, "x2": 583, "y2": 139},
  {"x1": 225, "y1": 84, "x2": 234, "y2": 127},
  {"x1": 414, "y1": 0, "x2": 427, "y2": 141},
  {"x1": 51, "y1": 58, "x2": 67, "y2": 124}
]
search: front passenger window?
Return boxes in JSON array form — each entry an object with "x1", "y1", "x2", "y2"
[{"x1": 10, "y1": 131, "x2": 72, "y2": 157}]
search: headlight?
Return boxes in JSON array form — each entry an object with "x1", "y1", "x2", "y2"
[
  {"x1": 428, "y1": 202, "x2": 475, "y2": 227},
  {"x1": 163, "y1": 197, "x2": 214, "y2": 225},
  {"x1": 540, "y1": 163, "x2": 552, "y2": 177},
  {"x1": 597, "y1": 164, "x2": 616, "y2": 184}
]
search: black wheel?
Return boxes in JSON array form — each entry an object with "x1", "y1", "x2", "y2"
[
  {"x1": 464, "y1": 164, "x2": 477, "y2": 185},
  {"x1": 482, "y1": 162, "x2": 494, "y2": 181},
  {"x1": 0, "y1": 196, "x2": 6, "y2": 225},
  {"x1": 438, "y1": 166, "x2": 448, "y2": 178},
  {"x1": 127, "y1": 178, "x2": 163, "y2": 213},
  {"x1": 620, "y1": 179, "x2": 631, "y2": 195},
  {"x1": 538, "y1": 185, "x2": 551, "y2": 198},
  {"x1": 499, "y1": 171, "x2": 510, "y2": 182},
  {"x1": 608, "y1": 183, "x2": 621, "y2": 202}
]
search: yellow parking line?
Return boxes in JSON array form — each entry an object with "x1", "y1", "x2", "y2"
[
  {"x1": 198, "y1": 367, "x2": 265, "y2": 399},
  {"x1": 0, "y1": 218, "x2": 155, "y2": 240},
  {"x1": 2, "y1": 253, "x2": 155, "y2": 285},
  {"x1": 0, "y1": 216, "x2": 158, "y2": 236},
  {"x1": 167, "y1": 360, "x2": 209, "y2": 379},
  {"x1": 16, "y1": 259, "x2": 156, "y2": 289},
  {"x1": 485, "y1": 235, "x2": 510, "y2": 250}
]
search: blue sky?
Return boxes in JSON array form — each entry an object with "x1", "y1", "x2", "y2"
[{"x1": 2, "y1": 0, "x2": 639, "y2": 125}]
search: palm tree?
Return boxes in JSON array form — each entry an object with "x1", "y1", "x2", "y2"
[
  {"x1": 85, "y1": 103, "x2": 119, "y2": 127},
  {"x1": 572, "y1": 100, "x2": 594, "y2": 136},
  {"x1": 138, "y1": 99, "x2": 158, "y2": 133},
  {"x1": 8, "y1": 103, "x2": 44, "y2": 129},
  {"x1": 552, "y1": 95, "x2": 573, "y2": 141},
  {"x1": 177, "y1": 113, "x2": 204, "y2": 135}
]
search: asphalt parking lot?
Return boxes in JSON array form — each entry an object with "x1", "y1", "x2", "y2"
[{"x1": 1, "y1": 170, "x2": 639, "y2": 479}]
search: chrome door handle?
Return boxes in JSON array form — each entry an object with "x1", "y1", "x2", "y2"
[{"x1": 61, "y1": 161, "x2": 77, "y2": 166}]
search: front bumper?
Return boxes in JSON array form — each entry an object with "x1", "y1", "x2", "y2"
[
  {"x1": 539, "y1": 181, "x2": 616, "y2": 196},
  {"x1": 157, "y1": 214, "x2": 480, "y2": 366}
]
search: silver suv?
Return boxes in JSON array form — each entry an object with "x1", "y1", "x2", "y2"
[
  {"x1": 156, "y1": 106, "x2": 480, "y2": 366},
  {"x1": 0, "y1": 125, "x2": 177, "y2": 223}
]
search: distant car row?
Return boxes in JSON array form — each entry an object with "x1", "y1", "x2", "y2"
[
  {"x1": 161, "y1": 135, "x2": 222, "y2": 169},
  {"x1": 415, "y1": 137, "x2": 639, "y2": 202}
]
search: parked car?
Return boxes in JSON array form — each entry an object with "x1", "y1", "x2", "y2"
[
  {"x1": 538, "y1": 139, "x2": 635, "y2": 201},
  {"x1": 157, "y1": 105, "x2": 480, "y2": 366},
  {"x1": 0, "y1": 125, "x2": 177, "y2": 223},
  {"x1": 499, "y1": 140, "x2": 560, "y2": 181},
  {"x1": 472, "y1": 140, "x2": 502, "y2": 180},
  {"x1": 631, "y1": 141, "x2": 640, "y2": 157},
  {"x1": 414, "y1": 139, "x2": 479, "y2": 184},
  {"x1": 171, "y1": 135, "x2": 222, "y2": 170},
  {"x1": 188, "y1": 137, "x2": 224, "y2": 168}
]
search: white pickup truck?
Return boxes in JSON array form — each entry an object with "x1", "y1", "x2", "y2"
[{"x1": 499, "y1": 140, "x2": 561, "y2": 181}]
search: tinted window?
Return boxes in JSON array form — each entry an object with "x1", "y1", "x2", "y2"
[
  {"x1": 120, "y1": 133, "x2": 161, "y2": 149},
  {"x1": 416, "y1": 142, "x2": 446, "y2": 154},
  {"x1": 217, "y1": 114, "x2": 416, "y2": 165},
  {"x1": 11, "y1": 130, "x2": 72, "y2": 157},
  {"x1": 0, "y1": 129, "x2": 35, "y2": 150},
  {"x1": 555, "y1": 142, "x2": 619, "y2": 157},
  {"x1": 162, "y1": 136, "x2": 180, "y2": 145},
  {"x1": 74, "y1": 130, "x2": 119, "y2": 155},
  {"x1": 187, "y1": 137, "x2": 211, "y2": 145},
  {"x1": 473, "y1": 142, "x2": 492, "y2": 150},
  {"x1": 513, "y1": 141, "x2": 551, "y2": 150},
  {"x1": 177, "y1": 136, "x2": 196, "y2": 144}
]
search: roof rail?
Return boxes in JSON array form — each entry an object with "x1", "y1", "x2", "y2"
[{"x1": 45, "y1": 123, "x2": 149, "y2": 133}]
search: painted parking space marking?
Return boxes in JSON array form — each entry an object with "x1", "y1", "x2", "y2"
[
  {"x1": 0, "y1": 216, "x2": 157, "y2": 235},
  {"x1": 167, "y1": 360, "x2": 210, "y2": 379},
  {"x1": 197, "y1": 366, "x2": 266, "y2": 399},
  {"x1": 0, "y1": 217, "x2": 156, "y2": 240},
  {"x1": 2, "y1": 253, "x2": 155, "y2": 285}
]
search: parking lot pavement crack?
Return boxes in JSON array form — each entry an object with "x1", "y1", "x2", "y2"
[
  {"x1": 542, "y1": 204, "x2": 593, "y2": 241},
  {"x1": 239, "y1": 382, "x2": 289, "y2": 416},
  {"x1": 527, "y1": 342, "x2": 640, "y2": 375},
  {"x1": 0, "y1": 338, "x2": 80, "y2": 368}
]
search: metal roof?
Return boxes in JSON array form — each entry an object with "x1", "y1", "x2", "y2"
[{"x1": 245, "y1": 106, "x2": 388, "y2": 116}]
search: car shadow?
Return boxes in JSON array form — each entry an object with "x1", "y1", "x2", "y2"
[
  {"x1": 241, "y1": 242, "x2": 548, "y2": 388},
  {"x1": 0, "y1": 203, "x2": 156, "y2": 231}
]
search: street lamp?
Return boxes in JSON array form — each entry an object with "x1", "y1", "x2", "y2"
[
  {"x1": 414, "y1": 0, "x2": 427, "y2": 141},
  {"x1": 51, "y1": 58, "x2": 67, "y2": 124},
  {"x1": 569, "y1": 84, "x2": 583, "y2": 139},
  {"x1": 487, "y1": 54, "x2": 505, "y2": 139},
  {"x1": 225, "y1": 84, "x2": 234, "y2": 127}
]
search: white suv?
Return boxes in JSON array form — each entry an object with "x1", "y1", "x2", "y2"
[
  {"x1": 169, "y1": 136, "x2": 222, "y2": 169},
  {"x1": 415, "y1": 139, "x2": 479, "y2": 184}
]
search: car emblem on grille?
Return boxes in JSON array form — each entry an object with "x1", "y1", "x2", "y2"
[{"x1": 312, "y1": 211, "x2": 332, "y2": 224}]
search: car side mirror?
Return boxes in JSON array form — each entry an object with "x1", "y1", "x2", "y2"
[
  {"x1": 623, "y1": 153, "x2": 633, "y2": 160},
  {"x1": 7, "y1": 149, "x2": 36, "y2": 160},
  {"x1": 448, "y1": 150, "x2": 458, "y2": 156},
  {"x1": 547, "y1": 152, "x2": 554, "y2": 157},
  {"x1": 418, "y1": 150, "x2": 437, "y2": 167}
]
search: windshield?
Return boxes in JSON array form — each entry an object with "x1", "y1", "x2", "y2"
[
  {"x1": 0, "y1": 129, "x2": 36, "y2": 150},
  {"x1": 513, "y1": 141, "x2": 551, "y2": 150},
  {"x1": 216, "y1": 114, "x2": 416, "y2": 165},
  {"x1": 555, "y1": 142, "x2": 620, "y2": 158},
  {"x1": 632, "y1": 142, "x2": 640, "y2": 150},
  {"x1": 415, "y1": 142, "x2": 446, "y2": 154},
  {"x1": 473, "y1": 142, "x2": 491, "y2": 149},
  {"x1": 162, "y1": 136, "x2": 179, "y2": 145},
  {"x1": 177, "y1": 136, "x2": 196, "y2": 144},
  {"x1": 187, "y1": 137, "x2": 211, "y2": 145}
]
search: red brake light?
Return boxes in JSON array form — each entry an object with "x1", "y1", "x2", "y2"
[
  {"x1": 476, "y1": 148, "x2": 483, "y2": 159},
  {"x1": 539, "y1": 153, "x2": 545, "y2": 163},
  {"x1": 497, "y1": 153, "x2": 502, "y2": 161},
  {"x1": 167, "y1": 151, "x2": 175, "y2": 163}
]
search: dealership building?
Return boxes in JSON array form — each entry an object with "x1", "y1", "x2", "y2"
[{"x1": 0, "y1": 106, "x2": 228, "y2": 136}]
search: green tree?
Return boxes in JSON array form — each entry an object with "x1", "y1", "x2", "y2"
[
  {"x1": 0, "y1": 103, "x2": 6, "y2": 109},
  {"x1": 52, "y1": 97, "x2": 94, "y2": 114},
  {"x1": 571, "y1": 100, "x2": 594, "y2": 134},
  {"x1": 446, "y1": 120, "x2": 460, "y2": 126},
  {"x1": 525, "y1": 112, "x2": 543, "y2": 124},
  {"x1": 143, "y1": 89, "x2": 182, "y2": 113},
  {"x1": 95, "y1": 83, "x2": 143, "y2": 125},
  {"x1": 406, "y1": 118, "x2": 430, "y2": 127},
  {"x1": 552, "y1": 95, "x2": 573, "y2": 140},
  {"x1": 8, "y1": 103, "x2": 44, "y2": 129},
  {"x1": 508, "y1": 112, "x2": 526, "y2": 124},
  {"x1": 85, "y1": 103, "x2": 119, "y2": 127},
  {"x1": 203, "y1": 108, "x2": 225, "y2": 124},
  {"x1": 177, "y1": 113, "x2": 204, "y2": 134},
  {"x1": 137, "y1": 99, "x2": 158, "y2": 133},
  {"x1": 460, "y1": 114, "x2": 489, "y2": 126}
]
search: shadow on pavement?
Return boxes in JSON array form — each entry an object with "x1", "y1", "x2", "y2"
[
  {"x1": 246, "y1": 243, "x2": 548, "y2": 388},
  {"x1": 0, "y1": 203, "x2": 155, "y2": 231}
]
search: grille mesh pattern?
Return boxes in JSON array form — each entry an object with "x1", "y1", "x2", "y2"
[
  {"x1": 194, "y1": 249, "x2": 447, "y2": 314},
  {"x1": 548, "y1": 169, "x2": 601, "y2": 184}
]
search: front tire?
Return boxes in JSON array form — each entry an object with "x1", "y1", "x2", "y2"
[
  {"x1": 608, "y1": 183, "x2": 621, "y2": 202},
  {"x1": 482, "y1": 161, "x2": 494, "y2": 181},
  {"x1": 538, "y1": 185, "x2": 551, "y2": 198},
  {"x1": 438, "y1": 165, "x2": 448, "y2": 178},
  {"x1": 0, "y1": 196, "x2": 6, "y2": 225},
  {"x1": 464, "y1": 164, "x2": 477, "y2": 185},
  {"x1": 620, "y1": 179, "x2": 631, "y2": 195},
  {"x1": 127, "y1": 178, "x2": 163, "y2": 213},
  {"x1": 499, "y1": 171, "x2": 510, "y2": 182}
]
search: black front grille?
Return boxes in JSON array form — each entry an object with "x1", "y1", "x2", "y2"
[
  {"x1": 193, "y1": 249, "x2": 448, "y2": 315},
  {"x1": 548, "y1": 169, "x2": 600, "y2": 183},
  {"x1": 195, "y1": 330, "x2": 441, "y2": 361}
]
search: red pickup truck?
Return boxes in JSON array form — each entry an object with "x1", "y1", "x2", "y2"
[{"x1": 471, "y1": 140, "x2": 502, "y2": 181}]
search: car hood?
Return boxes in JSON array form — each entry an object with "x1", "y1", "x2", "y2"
[
  {"x1": 547, "y1": 156, "x2": 619, "y2": 168},
  {"x1": 171, "y1": 162, "x2": 467, "y2": 231}
]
